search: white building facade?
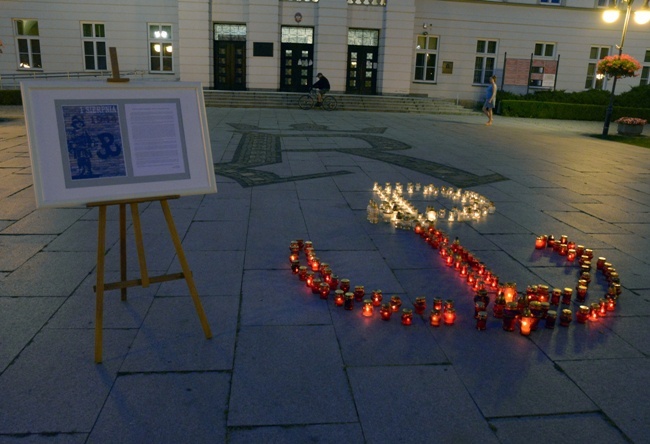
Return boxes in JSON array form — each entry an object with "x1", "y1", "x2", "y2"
[{"x1": 1, "y1": 0, "x2": 649, "y2": 104}]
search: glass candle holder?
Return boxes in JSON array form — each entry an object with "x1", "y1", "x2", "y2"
[
  {"x1": 589, "y1": 303, "x2": 600, "y2": 321},
  {"x1": 414, "y1": 297, "x2": 427, "y2": 315},
  {"x1": 380, "y1": 303, "x2": 392, "y2": 321},
  {"x1": 344, "y1": 292, "x2": 355, "y2": 310},
  {"x1": 576, "y1": 285, "x2": 588, "y2": 302},
  {"x1": 310, "y1": 257, "x2": 320, "y2": 272},
  {"x1": 443, "y1": 299, "x2": 455, "y2": 312},
  {"x1": 433, "y1": 298, "x2": 443, "y2": 311},
  {"x1": 476, "y1": 311, "x2": 488, "y2": 331},
  {"x1": 340, "y1": 279, "x2": 351, "y2": 293},
  {"x1": 597, "y1": 257, "x2": 607, "y2": 270},
  {"x1": 474, "y1": 301, "x2": 486, "y2": 319},
  {"x1": 371, "y1": 289, "x2": 383, "y2": 307},
  {"x1": 535, "y1": 236, "x2": 547, "y2": 249},
  {"x1": 606, "y1": 296, "x2": 617, "y2": 312},
  {"x1": 334, "y1": 290, "x2": 345, "y2": 307},
  {"x1": 390, "y1": 295, "x2": 402, "y2": 312},
  {"x1": 429, "y1": 309, "x2": 442, "y2": 326},
  {"x1": 598, "y1": 298, "x2": 607, "y2": 317},
  {"x1": 545, "y1": 310, "x2": 557, "y2": 329},
  {"x1": 401, "y1": 308, "x2": 413, "y2": 326},
  {"x1": 576, "y1": 305, "x2": 589, "y2": 324},
  {"x1": 329, "y1": 274, "x2": 339, "y2": 290},
  {"x1": 353, "y1": 285, "x2": 365, "y2": 302},
  {"x1": 319, "y1": 282, "x2": 330, "y2": 299},
  {"x1": 493, "y1": 293, "x2": 506, "y2": 318},
  {"x1": 560, "y1": 309, "x2": 573, "y2": 327},
  {"x1": 575, "y1": 245, "x2": 585, "y2": 256},
  {"x1": 567, "y1": 249, "x2": 577, "y2": 262},
  {"x1": 291, "y1": 260, "x2": 300, "y2": 274},
  {"x1": 306, "y1": 271, "x2": 315, "y2": 288},
  {"x1": 562, "y1": 287, "x2": 573, "y2": 305},
  {"x1": 551, "y1": 288, "x2": 561, "y2": 306},
  {"x1": 362, "y1": 299, "x2": 374, "y2": 317},
  {"x1": 502, "y1": 282, "x2": 517, "y2": 303},
  {"x1": 443, "y1": 308, "x2": 457, "y2": 325},
  {"x1": 298, "y1": 266, "x2": 308, "y2": 281}
]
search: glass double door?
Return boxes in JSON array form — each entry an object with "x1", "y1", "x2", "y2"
[
  {"x1": 346, "y1": 45, "x2": 378, "y2": 95},
  {"x1": 280, "y1": 43, "x2": 314, "y2": 93},
  {"x1": 214, "y1": 41, "x2": 246, "y2": 90}
]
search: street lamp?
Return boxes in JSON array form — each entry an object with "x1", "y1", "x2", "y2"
[{"x1": 601, "y1": 0, "x2": 650, "y2": 136}]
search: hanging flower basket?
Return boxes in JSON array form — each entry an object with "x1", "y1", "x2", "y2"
[
  {"x1": 615, "y1": 117, "x2": 646, "y2": 136},
  {"x1": 597, "y1": 54, "x2": 641, "y2": 79}
]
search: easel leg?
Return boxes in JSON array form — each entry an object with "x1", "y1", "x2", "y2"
[
  {"x1": 130, "y1": 202, "x2": 150, "y2": 287},
  {"x1": 119, "y1": 203, "x2": 127, "y2": 301},
  {"x1": 160, "y1": 200, "x2": 212, "y2": 339},
  {"x1": 95, "y1": 205, "x2": 107, "y2": 364}
]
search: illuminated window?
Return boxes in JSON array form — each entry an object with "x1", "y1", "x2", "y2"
[
  {"x1": 585, "y1": 46, "x2": 609, "y2": 90},
  {"x1": 14, "y1": 19, "x2": 42, "y2": 70},
  {"x1": 148, "y1": 24, "x2": 173, "y2": 73},
  {"x1": 414, "y1": 35, "x2": 439, "y2": 82}
]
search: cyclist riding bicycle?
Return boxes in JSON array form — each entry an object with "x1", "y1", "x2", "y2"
[{"x1": 311, "y1": 73, "x2": 330, "y2": 107}]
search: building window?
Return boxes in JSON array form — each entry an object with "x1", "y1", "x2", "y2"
[
  {"x1": 596, "y1": 0, "x2": 614, "y2": 7},
  {"x1": 585, "y1": 46, "x2": 609, "y2": 89},
  {"x1": 640, "y1": 50, "x2": 650, "y2": 85},
  {"x1": 14, "y1": 19, "x2": 42, "y2": 70},
  {"x1": 534, "y1": 42, "x2": 556, "y2": 58},
  {"x1": 348, "y1": 29, "x2": 379, "y2": 46},
  {"x1": 281, "y1": 27, "x2": 313, "y2": 44},
  {"x1": 474, "y1": 39, "x2": 497, "y2": 84},
  {"x1": 414, "y1": 35, "x2": 438, "y2": 82},
  {"x1": 148, "y1": 24, "x2": 173, "y2": 73},
  {"x1": 82, "y1": 23, "x2": 107, "y2": 71},
  {"x1": 214, "y1": 24, "x2": 247, "y2": 41},
  {"x1": 540, "y1": 0, "x2": 561, "y2": 4},
  {"x1": 348, "y1": 0, "x2": 386, "y2": 5}
]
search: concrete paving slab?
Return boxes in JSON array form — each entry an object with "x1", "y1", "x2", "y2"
[
  {"x1": 228, "y1": 423, "x2": 365, "y2": 444},
  {"x1": 0, "y1": 328, "x2": 134, "y2": 434},
  {"x1": 228, "y1": 325, "x2": 357, "y2": 426},
  {"x1": 347, "y1": 365, "x2": 500, "y2": 443},
  {"x1": 0, "y1": 234, "x2": 55, "y2": 271},
  {"x1": 0, "y1": 208, "x2": 88, "y2": 235},
  {"x1": 119, "y1": 296, "x2": 237, "y2": 373},
  {"x1": 182, "y1": 220, "x2": 248, "y2": 251},
  {"x1": 559, "y1": 358, "x2": 650, "y2": 444},
  {"x1": 88, "y1": 372, "x2": 230, "y2": 443},
  {"x1": 490, "y1": 413, "x2": 628, "y2": 443}
]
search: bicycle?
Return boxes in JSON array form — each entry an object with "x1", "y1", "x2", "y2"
[{"x1": 298, "y1": 89, "x2": 338, "y2": 111}]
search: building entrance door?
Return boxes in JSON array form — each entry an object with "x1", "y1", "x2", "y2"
[
  {"x1": 214, "y1": 41, "x2": 246, "y2": 90},
  {"x1": 280, "y1": 43, "x2": 313, "y2": 92},
  {"x1": 346, "y1": 45, "x2": 378, "y2": 95}
]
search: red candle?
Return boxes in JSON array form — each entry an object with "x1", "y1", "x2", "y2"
[
  {"x1": 339, "y1": 279, "x2": 350, "y2": 293},
  {"x1": 589, "y1": 303, "x2": 600, "y2": 321},
  {"x1": 502, "y1": 283, "x2": 517, "y2": 303},
  {"x1": 576, "y1": 305, "x2": 589, "y2": 323},
  {"x1": 414, "y1": 297, "x2": 427, "y2": 315},
  {"x1": 598, "y1": 298, "x2": 607, "y2": 317},
  {"x1": 576, "y1": 285, "x2": 587, "y2": 302},
  {"x1": 390, "y1": 296, "x2": 402, "y2": 312},
  {"x1": 433, "y1": 298, "x2": 443, "y2": 311},
  {"x1": 353, "y1": 285, "x2": 365, "y2": 302},
  {"x1": 429, "y1": 309, "x2": 442, "y2": 326},
  {"x1": 319, "y1": 282, "x2": 330, "y2": 300},
  {"x1": 344, "y1": 292, "x2": 354, "y2": 310},
  {"x1": 551, "y1": 288, "x2": 561, "y2": 306},
  {"x1": 560, "y1": 309, "x2": 573, "y2": 327},
  {"x1": 535, "y1": 236, "x2": 546, "y2": 249},
  {"x1": 443, "y1": 308, "x2": 456, "y2": 325},
  {"x1": 567, "y1": 249, "x2": 576, "y2": 262},
  {"x1": 520, "y1": 314, "x2": 533, "y2": 336},
  {"x1": 310, "y1": 257, "x2": 320, "y2": 272},
  {"x1": 401, "y1": 308, "x2": 413, "y2": 326},
  {"x1": 371, "y1": 289, "x2": 383, "y2": 307},
  {"x1": 334, "y1": 290, "x2": 344, "y2": 307},
  {"x1": 311, "y1": 278, "x2": 322, "y2": 295},
  {"x1": 476, "y1": 311, "x2": 487, "y2": 331},
  {"x1": 306, "y1": 272, "x2": 314, "y2": 288},
  {"x1": 606, "y1": 296, "x2": 617, "y2": 312},
  {"x1": 562, "y1": 287, "x2": 573, "y2": 305},
  {"x1": 362, "y1": 299, "x2": 374, "y2": 317},
  {"x1": 380, "y1": 303, "x2": 392, "y2": 320},
  {"x1": 298, "y1": 266, "x2": 308, "y2": 281},
  {"x1": 291, "y1": 260, "x2": 300, "y2": 274}
]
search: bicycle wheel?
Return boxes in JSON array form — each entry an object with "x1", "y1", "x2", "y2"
[
  {"x1": 298, "y1": 95, "x2": 314, "y2": 110},
  {"x1": 323, "y1": 96, "x2": 337, "y2": 111}
]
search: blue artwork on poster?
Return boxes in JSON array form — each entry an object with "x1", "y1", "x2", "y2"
[{"x1": 62, "y1": 104, "x2": 127, "y2": 180}]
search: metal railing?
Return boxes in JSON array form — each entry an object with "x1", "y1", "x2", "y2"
[{"x1": 0, "y1": 70, "x2": 148, "y2": 89}]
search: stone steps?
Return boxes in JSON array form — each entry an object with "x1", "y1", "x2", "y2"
[{"x1": 203, "y1": 90, "x2": 476, "y2": 115}]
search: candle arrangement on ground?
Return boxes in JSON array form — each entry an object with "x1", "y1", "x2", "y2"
[{"x1": 287, "y1": 182, "x2": 624, "y2": 336}]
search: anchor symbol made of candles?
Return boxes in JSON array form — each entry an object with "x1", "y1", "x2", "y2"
[{"x1": 289, "y1": 183, "x2": 622, "y2": 335}]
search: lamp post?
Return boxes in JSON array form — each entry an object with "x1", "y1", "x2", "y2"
[{"x1": 601, "y1": 0, "x2": 650, "y2": 136}]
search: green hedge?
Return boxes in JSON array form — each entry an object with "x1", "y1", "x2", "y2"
[
  {"x1": 499, "y1": 100, "x2": 650, "y2": 121},
  {"x1": 0, "y1": 90, "x2": 23, "y2": 106}
]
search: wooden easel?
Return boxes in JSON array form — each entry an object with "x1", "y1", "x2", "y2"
[
  {"x1": 88, "y1": 51, "x2": 211, "y2": 363},
  {"x1": 88, "y1": 195, "x2": 212, "y2": 363}
]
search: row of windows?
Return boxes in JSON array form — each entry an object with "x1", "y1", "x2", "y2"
[
  {"x1": 13, "y1": 19, "x2": 173, "y2": 73},
  {"x1": 415, "y1": 35, "x2": 650, "y2": 88}
]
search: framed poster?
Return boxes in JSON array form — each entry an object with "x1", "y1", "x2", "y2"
[{"x1": 21, "y1": 80, "x2": 217, "y2": 207}]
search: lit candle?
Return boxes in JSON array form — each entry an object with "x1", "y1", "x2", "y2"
[
  {"x1": 442, "y1": 307, "x2": 456, "y2": 325},
  {"x1": 362, "y1": 299, "x2": 374, "y2": 317},
  {"x1": 589, "y1": 303, "x2": 600, "y2": 321},
  {"x1": 401, "y1": 308, "x2": 413, "y2": 326},
  {"x1": 433, "y1": 298, "x2": 443, "y2": 311},
  {"x1": 311, "y1": 278, "x2": 322, "y2": 295},
  {"x1": 340, "y1": 279, "x2": 350, "y2": 293},
  {"x1": 371, "y1": 289, "x2": 383, "y2": 307},
  {"x1": 390, "y1": 295, "x2": 402, "y2": 312},
  {"x1": 334, "y1": 290, "x2": 344, "y2": 307},
  {"x1": 305, "y1": 271, "x2": 314, "y2": 288},
  {"x1": 502, "y1": 282, "x2": 517, "y2": 303},
  {"x1": 606, "y1": 296, "x2": 617, "y2": 311},
  {"x1": 520, "y1": 310, "x2": 533, "y2": 336},
  {"x1": 329, "y1": 274, "x2": 339, "y2": 290},
  {"x1": 429, "y1": 309, "x2": 442, "y2": 326},
  {"x1": 502, "y1": 303, "x2": 518, "y2": 332},
  {"x1": 298, "y1": 266, "x2": 308, "y2": 281},
  {"x1": 380, "y1": 303, "x2": 392, "y2": 320},
  {"x1": 310, "y1": 256, "x2": 320, "y2": 272},
  {"x1": 493, "y1": 293, "x2": 506, "y2": 318},
  {"x1": 535, "y1": 236, "x2": 546, "y2": 249},
  {"x1": 567, "y1": 249, "x2": 577, "y2": 262},
  {"x1": 598, "y1": 298, "x2": 607, "y2": 317},
  {"x1": 353, "y1": 285, "x2": 365, "y2": 302},
  {"x1": 319, "y1": 282, "x2": 330, "y2": 300},
  {"x1": 291, "y1": 260, "x2": 300, "y2": 274}
]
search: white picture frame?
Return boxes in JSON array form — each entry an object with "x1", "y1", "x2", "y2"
[{"x1": 21, "y1": 80, "x2": 217, "y2": 208}]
